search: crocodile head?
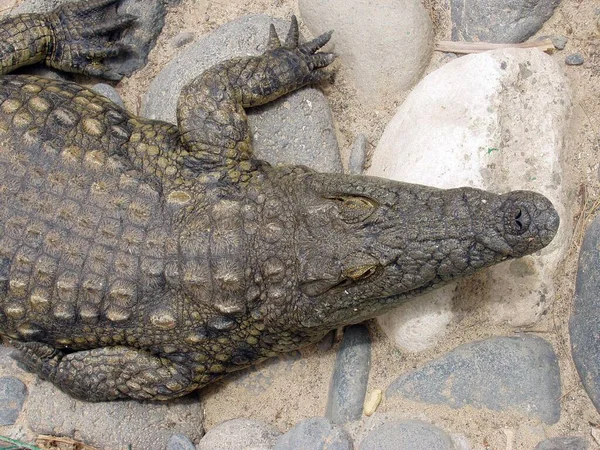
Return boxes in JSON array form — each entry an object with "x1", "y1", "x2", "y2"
[{"x1": 273, "y1": 171, "x2": 559, "y2": 332}]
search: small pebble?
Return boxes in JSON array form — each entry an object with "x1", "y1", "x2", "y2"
[
  {"x1": 0, "y1": 377, "x2": 27, "y2": 426},
  {"x1": 167, "y1": 434, "x2": 196, "y2": 450},
  {"x1": 551, "y1": 35, "x2": 568, "y2": 50},
  {"x1": 171, "y1": 32, "x2": 196, "y2": 48},
  {"x1": 565, "y1": 53, "x2": 584, "y2": 66},
  {"x1": 348, "y1": 134, "x2": 368, "y2": 175},
  {"x1": 363, "y1": 389, "x2": 382, "y2": 416}
]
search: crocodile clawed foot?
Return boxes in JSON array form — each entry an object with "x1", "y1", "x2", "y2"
[
  {"x1": 10, "y1": 340, "x2": 62, "y2": 380},
  {"x1": 267, "y1": 15, "x2": 336, "y2": 83},
  {"x1": 47, "y1": 0, "x2": 137, "y2": 80}
]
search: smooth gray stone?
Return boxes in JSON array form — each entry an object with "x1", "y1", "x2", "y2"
[
  {"x1": 92, "y1": 83, "x2": 125, "y2": 108},
  {"x1": 348, "y1": 134, "x2": 368, "y2": 175},
  {"x1": 13, "y1": 0, "x2": 165, "y2": 78},
  {"x1": 565, "y1": 53, "x2": 585, "y2": 66},
  {"x1": 167, "y1": 434, "x2": 196, "y2": 450},
  {"x1": 326, "y1": 325, "x2": 371, "y2": 424},
  {"x1": 451, "y1": 0, "x2": 561, "y2": 43},
  {"x1": 198, "y1": 418, "x2": 280, "y2": 450},
  {"x1": 387, "y1": 336, "x2": 561, "y2": 424},
  {"x1": 275, "y1": 417, "x2": 353, "y2": 450},
  {"x1": 142, "y1": 15, "x2": 341, "y2": 173},
  {"x1": 552, "y1": 35, "x2": 568, "y2": 50},
  {"x1": 0, "y1": 377, "x2": 27, "y2": 426},
  {"x1": 359, "y1": 420, "x2": 454, "y2": 450},
  {"x1": 171, "y1": 32, "x2": 196, "y2": 48},
  {"x1": 534, "y1": 436, "x2": 588, "y2": 450},
  {"x1": 571, "y1": 214, "x2": 600, "y2": 414}
]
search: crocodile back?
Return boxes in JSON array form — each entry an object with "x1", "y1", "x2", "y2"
[{"x1": 0, "y1": 75, "x2": 177, "y2": 348}]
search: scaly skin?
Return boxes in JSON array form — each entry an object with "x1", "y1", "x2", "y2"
[{"x1": 0, "y1": 1, "x2": 559, "y2": 401}]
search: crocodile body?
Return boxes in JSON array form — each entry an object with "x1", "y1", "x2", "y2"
[{"x1": 0, "y1": 0, "x2": 559, "y2": 401}]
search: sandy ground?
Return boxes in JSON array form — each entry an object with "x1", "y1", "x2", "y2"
[{"x1": 2, "y1": 0, "x2": 600, "y2": 448}]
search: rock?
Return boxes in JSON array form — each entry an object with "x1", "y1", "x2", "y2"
[
  {"x1": 13, "y1": 0, "x2": 165, "y2": 78},
  {"x1": 451, "y1": 0, "x2": 561, "y2": 43},
  {"x1": 23, "y1": 379, "x2": 203, "y2": 449},
  {"x1": 570, "y1": 215, "x2": 600, "y2": 414},
  {"x1": 565, "y1": 53, "x2": 585, "y2": 66},
  {"x1": 316, "y1": 330, "x2": 336, "y2": 352},
  {"x1": 326, "y1": 325, "x2": 372, "y2": 424},
  {"x1": 198, "y1": 418, "x2": 281, "y2": 450},
  {"x1": 299, "y1": 0, "x2": 433, "y2": 106},
  {"x1": 142, "y1": 15, "x2": 341, "y2": 173},
  {"x1": 171, "y1": 32, "x2": 196, "y2": 48},
  {"x1": 167, "y1": 434, "x2": 197, "y2": 450},
  {"x1": 363, "y1": 389, "x2": 383, "y2": 416},
  {"x1": 534, "y1": 436, "x2": 588, "y2": 450},
  {"x1": 92, "y1": 83, "x2": 125, "y2": 108},
  {"x1": 348, "y1": 134, "x2": 368, "y2": 175},
  {"x1": 551, "y1": 36, "x2": 568, "y2": 50},
  {"x1": 387, "y1": 336, "x2": 562, "y2": 424},
  {"x1": 359, "y1": 420, "x2": 455, "y2": 450},
  {"x1": 274, "y1": 417, "x2": 353, "y2": 450},
  {"x1": 368, "y1": 48, "x2": 571, "y2": 350},
  {"x1": 0, "y1": 377, "x2": 27, "y2": 426}
]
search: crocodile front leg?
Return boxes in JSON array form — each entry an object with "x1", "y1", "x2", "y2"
[
  {"x1": 0, "y1": 0, "x2": 134, "y2": 80},
  {"x1": 12, "y1": 341, "x2": 197, "y2": 401},
  {"x1": 176, "y1": 17, "x2": 335, "y2": 178}
]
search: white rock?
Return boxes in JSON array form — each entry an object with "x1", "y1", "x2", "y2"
[
  {"x1": 368, "y1": 49, "x2": 572, "y2": 351},
  {"x1": 299, "y1": 0, "x2": 433, "y2": 106}
]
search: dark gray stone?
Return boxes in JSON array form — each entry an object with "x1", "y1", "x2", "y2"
[
  {"x1": 451, "y1": 0, "x2": 561, "y2": 43},
  {"x1": 275, "y1": 417, "x2": 353, "y2": 450},
  {"x1": 167, "y1": 434, "x2": 197, "y2": 450},
  {"x1": 326, "y1": 325, "x2": 371, "y2": 424},
  {"x1": 13, "y1": 0, "x2": 166, "y2": 78},
  {"x1": 198, "y1": 418, "x2": 280, "y2": 450},
  {"x1": 565, "y1": 53, "x2": 585, "y2": 66},
  {"x1": 359, "y1": 420, "x2": 454, "y2": 450},
  {"x1": 142, "y1": 15, "x2": 341, "y2": 173},
  {"x1": 348, "y1": 134, "x2": 368, "y2": 175},
  {"x1": 534, "y1": 436, "x2": 588, "y2": 450},
  {"x1": 387, "y1": 336, "x2": 561, "y2": 424},
  {"x1": 571, "y1": 214, "x2": 600, "y2": 415},
  {"x1": 92, "y1": 83, "x2": 125, "y2": 108},
  {"x1": 0, "y1": 377, "x2": 27, "y2": 426}
]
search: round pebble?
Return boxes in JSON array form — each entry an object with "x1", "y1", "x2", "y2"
[
  {"x1": 363, "y1": 389, "x2": 382, "y2": 416},
  {"x1": 274, "y1": 417, "x2": 353, "y2": 450},
  {"x1": 359, "y1": 420, "x2": 455, "y2": 450},
  {"x1": 171, "y1": 32, "x2": 196, "y2": 48},
  {"x1": 198, "y1": 418, "x2": 281, "y2": 450},
  {"x1": 167, "y1": 434, "x2": 196, "y2": 450},
  {"x1": 565, "y1": 53, "x2": 584, "y2": 65}
]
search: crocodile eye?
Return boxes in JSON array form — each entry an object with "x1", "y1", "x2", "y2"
[
  {"x1": 326, "y1": 195, "x2": 378, "y2": 223},
  {"x1": 505, "y1": 206, "x2": 530, "y2": 235},
  {"x1": 344, "y1": 264, "x2": 379, "y2": 281}
]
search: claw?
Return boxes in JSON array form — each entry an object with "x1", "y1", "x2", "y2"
[
  {"x1": 299, "y1": 30, "x2": 333, "y2": 55},
  {"x1": 308, "y1": 52, "x2": 336, "y2": 70},
  {"x1": 284, "y1": 15, "x2": 300, "y2": 49},
  {"x1": 80, "y1": 42, "x2": 133, "y2": 60},
  {"x1": 10, "y1": 340, "x2": 63, "y2": 378},
  {"x1": 63, "y1": 0, "x2": 120, "y2": 15},
  {"x1": 267, "y1": 24, "x2": 282, "y2": 50},
  {"x1": 82, "y1": 14, "x2": 136, "y2": 38}
]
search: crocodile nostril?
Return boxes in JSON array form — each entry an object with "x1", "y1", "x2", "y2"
[{"x1": 505, "y1": 206, "x2": 530, "y2": 235}]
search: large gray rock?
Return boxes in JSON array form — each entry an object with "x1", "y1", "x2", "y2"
[
  {"x1": 143, "y1": 15, "x2": 341, "y2": 173},
  {"x1": 198, "y1": 418, "x2": 281, "y2": 450},
  {"x1": 570, "y1": 215, "x2": 600, "y2": 415},
  {"x1": 368, "y1": 48, "x2": 571, "y2": 351},
  {"x1": 13, "y1": 0, "x2": 165, "y2": 78},
  {"x1": 0, "y1": 377, "x2": 27, "y2": 426},
  {"x1": 359, "y1": 420, "x2": 455, "y2": 450},
  {"x1": 23, "y1": 379, "x2": 204, "y2": 449},
  {"x1": 387, "y1": 336, "x2": 562, "y2": 424},
  {"x1": 299, "y1": 0, "x2": 433, "y2": 106},
  {"x1": 452, "y1": 0, "x2": 561, "y2": 43}
]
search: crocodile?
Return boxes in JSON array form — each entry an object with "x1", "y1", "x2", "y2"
[{"x1": 0, "y1": 0, "x2": 559, "y2": 402}]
